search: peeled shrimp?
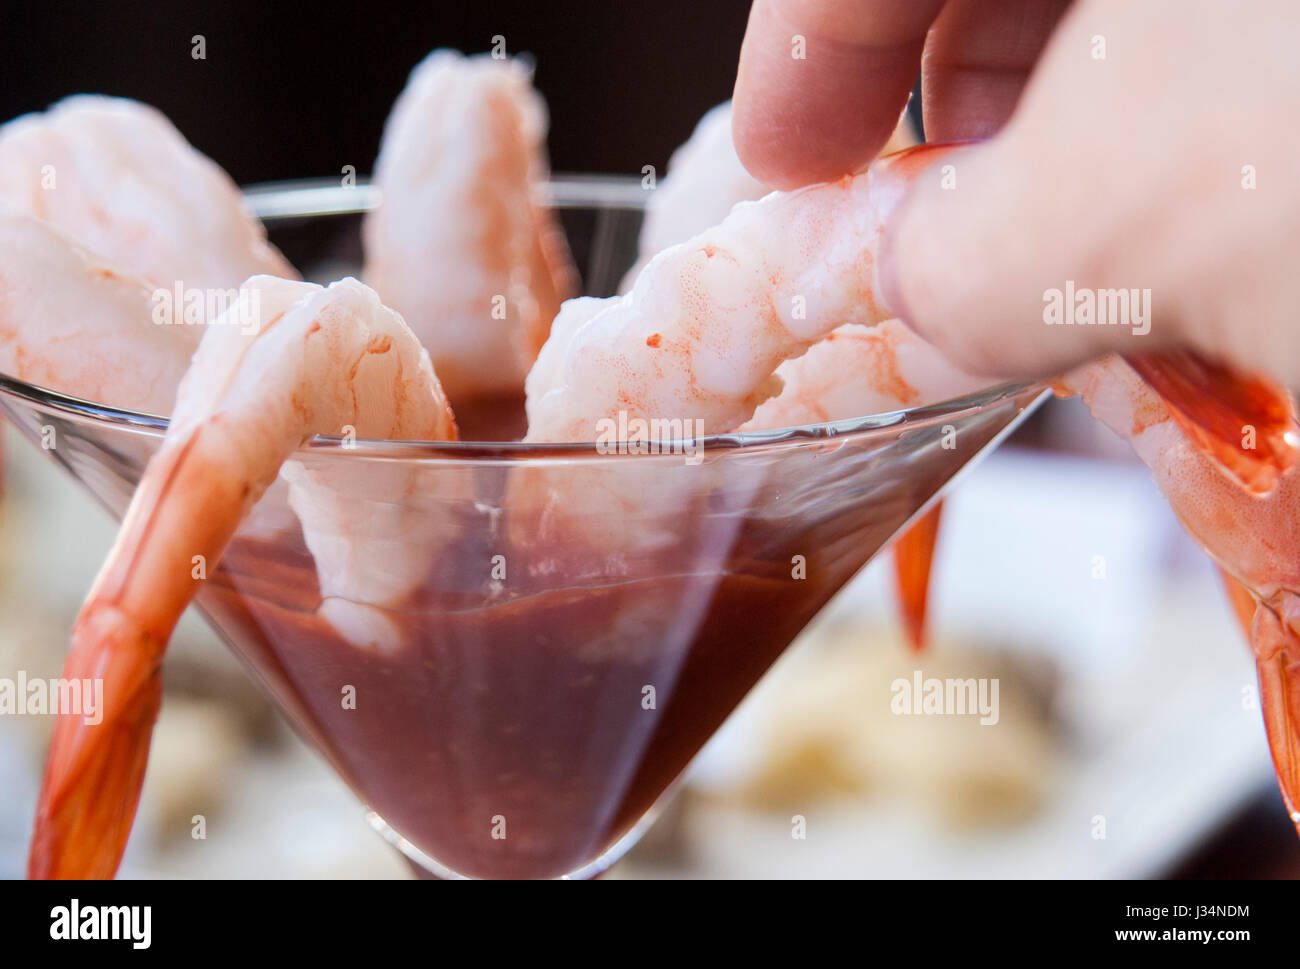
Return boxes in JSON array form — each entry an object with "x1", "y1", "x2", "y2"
[
  {"x1": 364, "y1": 49, "x2": 576, "y2": 405},
  {"x1": 742, "y1": 320, "x2": 986, "y2": 652},
  {"x1": 525, "y1": 147, "x2": 938, "y2": 442},
  {"x1": 0, "y1": 211, "x2": 198, "y2": 414},
  {"x1": 27, "y1": 274, "x2": 456, "y2": 879},
  {"x1": 518, "y1": 147, "x2": 950, "y2": 565},
  {"x1": 742, "y1": 319, "x2": 985, "y2": 431},
  {"x1": 621, "y1": 102, "x2": 942, "y2": 647},
  {"x1": 0, "y1": 95, "x2": 308, "y2": 538},
  {"x1": 620, "y1": 100, "x2": 917, "y2": 293},
  {"x1": 526, "y1": 137, "x2": 1290, "y2": 474},
  {"x1": 626, "y1": 101, "x2": 939, "y2": 433},
  {"x1": 0, "y1": 96, "x2": 293, "y2": 290}
]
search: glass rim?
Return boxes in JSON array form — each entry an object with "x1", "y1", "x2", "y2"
[
  {"x1": 241, "y1": 173, "x2": 654, "y2": 219},
  {"x1": 0, "y1": 175, "x2": 1044, "y2": 460},
  {"x1": 0, "y1": 371, "x2": 1042, "y2": 461}
]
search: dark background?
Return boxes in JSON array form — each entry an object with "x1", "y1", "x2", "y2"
[{"x1": 0, "y1": 0, "x2": 753, "y2": 185}]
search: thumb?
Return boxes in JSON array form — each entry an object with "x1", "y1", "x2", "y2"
[{"x1": 876, "y1": 137, "x2": 1165, "y2": 379}]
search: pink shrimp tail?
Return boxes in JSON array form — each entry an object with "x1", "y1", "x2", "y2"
[
  {"x1": 892, "y1": 501, "x2": 943, "y2": 653},
  {"x1": 1218, "y1": 567, "x2": 1260, "y2": 641},
  {"x1": 1251, "y1": 596, "x2": 1300, "y2": 832},
  {"x1": 28, "y1": 606, "x2": 163, "y2": 879}
]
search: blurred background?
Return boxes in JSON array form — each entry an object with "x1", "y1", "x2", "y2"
[{"x1": 1, "y1": 0, "x2": 1298, "y2": 878}]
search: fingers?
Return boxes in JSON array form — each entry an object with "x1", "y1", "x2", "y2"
[
  {"x1": 876, "y1": 2, "x2": 1168, "y2": 379},
  {"x1": 920, "y1": 0, "x2": 1072, "y2": 141},
  {"x1": 732, "y1": 0, "x2": 1069, "y2": 188},
  {"x1": 876, "y1": 139, "x2": 1152, "y2": 380},
  {"x1": 733, "y1": 0, "x2": 1134, "y2": 377},
  {"x1": 741, "y1": 0, "x2": 1300, "y2": 387},
  {"x1": 732, "y1": 0, "x2": 946, "y2": 189}
]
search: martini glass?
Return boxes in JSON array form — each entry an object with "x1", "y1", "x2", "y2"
[{"x1": 0, "y1": 178, "x2": 1048, "y2": 879}]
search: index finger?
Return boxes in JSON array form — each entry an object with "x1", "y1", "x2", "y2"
[{"x1": 732, "y1": 0, "x2": 946, "y2": 189}]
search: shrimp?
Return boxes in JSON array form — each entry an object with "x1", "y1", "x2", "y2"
[
  {"x1": 0, "y1": 211, "x2": 198, "y2": 414},
  {"x1": 526, "y1": 143, "x2": 1293, "y2": 480},
  {"x1": 27, "y1": 274, "x2": 456, "y2": 879},
  {"x1": 741, "y1": 319, "x2": 985, "y2": 430},
  {"x1": 0, "y1": 96, "x2": 293, "y2": 290},
  {"x1": 1063, "y1": 354, "x2": 1300, "y2": 827},
  {"x1": 363, "y1": 49, "x2": 576, "y2": 407},
  {"x1": 620, "y1": 100, "x2": 941, "y2": 647},
  {"x1": 518, "y1": 147, "x2": 962, "y2": 562},
  {"x1": 0, "y1": 96, "x2": 298, "y2": 528},
  {"x1": 741, "y1": 320, "x2": 987, "y2": 650},
  {"x1": 525, "y1": 146, "x2": 950, "y2": 443},
  {"x1": 620, "y1": 100, "x2": 918, "y2": 292}
]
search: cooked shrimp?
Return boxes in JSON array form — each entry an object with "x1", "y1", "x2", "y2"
[
  {"x1": 741, "y1": 319, "x2": 986, "y2": 651},
  {"x1": 525, "y1": 146, "x2": 943, "y2": 443},
  {"x1": 1064, "y1": 353, "x2": 1300, "y2": 826},
  {"x1": 0, "y1": 96, "x2": 293, "y2": 289},
  {"x1": 364, "y1": 49, "x2": 576, "y2": 406},
  {"x1": 741, "y1": 320, "x2": 985, "y2": 431},
  {"x1": 622, "y1": 102, "x2": 941, "y2": 646},
  {"x1": 620, "y1": 100, "x2": 917, "y2": 292},
  {"x1": 0, "y1": 96, "x2": 297, "y2": 528},
  {"x1": 519, "y1": 147, "x2": 954, "y2": 567},
  {"x1": 279, "y1": 453, "x2": 463, "y2": 653},
  {"x1": 527, "y1": 142, "x2": 1293, "y2": 480},
  {"x1": 27, "y1": 274, "x2": 456, "y2": 879},
  {"x1": 0, "y1": 211, "x2": 198, "y2": 414}
]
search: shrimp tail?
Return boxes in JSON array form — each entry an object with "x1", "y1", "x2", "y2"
[
  {"x1": 27, "y1": 422, "x2": 251, "y2": 879},
  {"x1": 1218, "y1": 566, "x2": 1260, "y2": 642},
  {"x1": 1216, "y1": 572, "x2": 1300, "y2": 826},
  {"x1": 25, "y1": 276, "x2": 457, "y2": 879},
  {"x1": 1251, "y1": 595, "x2": 1300, "y2": 831},
  {"x1": 892, "y1": 501, "x2": 943, "y2": 652},
  {"x1": 1125, "y1": 350, "x2": 1299, "y2": 495},
  {"x1": 28, "y1": 608, "x2": 164, "y2": 879}
]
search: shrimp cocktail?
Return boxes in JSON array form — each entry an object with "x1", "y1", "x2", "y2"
[{"x1": 1, "y1": 46, "x2": 1298, "y2": 880}]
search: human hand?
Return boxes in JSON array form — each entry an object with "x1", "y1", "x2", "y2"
[{"x1": 733, "y1": 0, "x2": 1300, "y2": 386}]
